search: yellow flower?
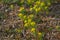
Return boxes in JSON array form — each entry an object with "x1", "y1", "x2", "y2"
[
  {"x1": 24, "y1": 23, "x2": 29, "y2": 27},
  {"x1": 33, "y1": 5, "x2": 37, "y2": 9},
  {"x1": 36, "y1": 1, "x2": 41, "y2": 5},
  {"x1": 45, "y1": 6, "x2": 48, "y2": 9},
  {"x1": 28, "y1": 14, "x2": 34, "y2": 19},
  {"x1": 48, "y1": 2, "x2": 51, "y2": 6},
  {"x1": 18, "y1": 13, "x2": 24, "y2": 19},
  {"x1": 31, "y1": 22, "x2": 36, "y2": 26},
  {"x1": 19, "y1": 7, "x2": 24, "y2": 11},
  {"x1": 34, "y1": 5, "x2": 37, "y2": 7},
  {"x1": 18, "y1": 13, "x2": 23, "y2": 17},
  {"x1": 37, "y1": 7, "x2": 41, "y2": 11},
  {"x1": 31, "y1": 28, "x2": 35, "y2": 32},
  {"x1": 10, "y1": 5, "x2": 14, "y2": 9},
  {"x1": 28, "y1": 19, "x2": 32, "y2": 23},
  {"x1": 35, "y1": 7, "x2": 41, "y2": 12},
  {"x1": 41, "y1": 2, "x2": 45, "y2": 6},
  {"x1": 24, "y1": 20, "x2": 27, "y2": 23},
  {"x1": 30, "y1": 8, "x2": 33, "y2": 11},
  {"x1": 27, "y1": 0, "x2": 31, "y2": 3},
  {"x1": 23, "y1": 15, "x2": 27, "y2": 20},
  {"x1": 38, "y1": 32, "x2": 42, "y2": 35},
  {"x1": 35, "y1": 8, "x2": 38, "y2": 12},
  {"x1": 29, "y1": 14, "x2": 34, "y2": 18}
]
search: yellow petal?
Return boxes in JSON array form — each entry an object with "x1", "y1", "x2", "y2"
[
  {"x1": 41, "y1": 2, "x2": 45, "y2": 6},
  {"x1": 31, "y1": 22, "x2": 36, "y2": 26},
  {"x1": 38, "y1": 32, "x2": 42, "y2": 35},
  {"x1": 31, "y1": 28, "x2": 35, "y2": 32},
  {"x1": 28, "y1": 19, "x2": 32, "y2": 23},
  {"x1": 24, "y1": 23, "x2": 29, "y2": 27},
  {"x1": 18, "y1": 13, "x2": 23, "y2": 17}
]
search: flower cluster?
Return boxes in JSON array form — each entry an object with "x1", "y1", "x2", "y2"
[
  {"x1": 29, "y1": 0, "x2": 51, "y2": 14},
  {"x1": 18, "y1": 13, "x2": 36, "y2": 28},
  {"x1": 18, "y1": 0, "x2": 51, "y2": 40}
]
